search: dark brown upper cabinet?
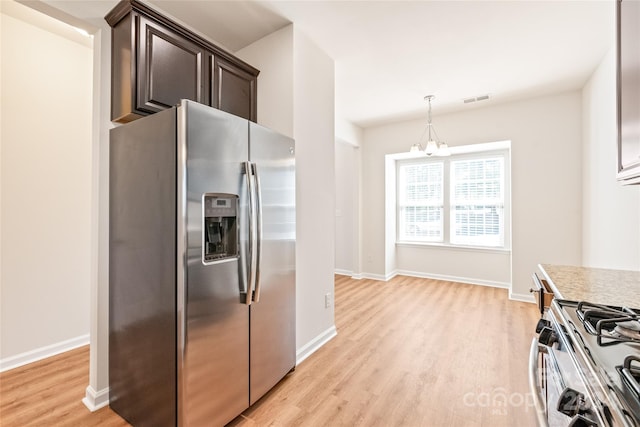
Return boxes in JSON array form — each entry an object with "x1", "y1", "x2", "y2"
[
  {"x1": 212, "y1": 57, "x2": 257, "y2": 122},
  {"x1": 136, "y1": 16, "x2": 206, "y2": 115},
  {"x1": 106, "y1": 0, "x2": 259, "y2": 123},
  {"x1": 617, "y1": 0, "x2": 640, "y2": 185}
]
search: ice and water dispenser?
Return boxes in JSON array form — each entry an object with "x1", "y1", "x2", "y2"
[{"x1": 203, "y1": 194, "x2": 239, "y2": 263}]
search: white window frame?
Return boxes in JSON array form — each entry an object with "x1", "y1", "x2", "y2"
[
  {"x1": 449, "y1": 155, "x2": 505, "y2": 247},
  {"x1": 394, "y1": 142, "x2": 511, "y2": 252},
  {"x1": 397, "y1": 160, "x2": 444, "y2": 243}
]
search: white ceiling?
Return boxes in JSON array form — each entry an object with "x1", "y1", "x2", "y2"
[{"x1": 30, "y1": 0, "x2": 614, "y2": 128}]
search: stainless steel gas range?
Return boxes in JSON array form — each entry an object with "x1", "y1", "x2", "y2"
[{"x1": 530, "y1": 298, "x2": 640, "y2": 426}]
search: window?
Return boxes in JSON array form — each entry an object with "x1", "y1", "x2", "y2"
[
  {"x1": 450, "y1": 157, "x2": 504, "y2": 247},
  {"x1": 396, "y1": 147, "x2": 508, "y2": 249},
  {"x1": 397, "y1": 162, "x2": 443, "y2": 242}
]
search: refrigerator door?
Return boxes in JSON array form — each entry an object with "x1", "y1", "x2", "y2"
[
  {"x1": 248, "y1": 123, "x2": 296, "y2": 405},
  {"x1": 109, "y1": 107, "x2": 178, "y2": 427},
  {"x1": 178, "y1": 101, "x2": 250, "y2": 426}
]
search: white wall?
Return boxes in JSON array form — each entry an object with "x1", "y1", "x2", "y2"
[
  {"x1": 293, "y1": 29, "x2": 336, "y2": 350},
  {"x1": 236, "y1": 26, "x2": 294, "y2": 138},
  {"x1": 0, "y1": 6, "x2": 93, "y2": 366},
  {"x1": 88, "y1": 21, "x2": 114, "y2": 410},
  {"x1": 396, "y1": 246, "x2": 512, "y2": 287},
  {"x1": 336, "y1": 117, "x2": 363, "y2": 147},
  {"x1": 335, "y1": 119, "x2": 362, "y2": 277},
  {"x1": 582, "y1": 47, "x2": 640, "y2": 269},
  {"x1": 335, "y1": 141, "x2": 360, "y2": 275},
  {"x1": 238, "y1": 25, "x2": 337, "y2": 358},
  {"x1": 362, "y1": 92, "x2": 583, "y2": 300}
]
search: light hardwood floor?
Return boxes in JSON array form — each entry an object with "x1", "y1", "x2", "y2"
[{"x1": 0, "y1": 275, "x2": 539, "y2": 426}]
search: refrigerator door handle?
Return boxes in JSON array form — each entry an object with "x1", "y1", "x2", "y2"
[
  {"x1": 252, "y1": 163, "x2": 263, "y2": 302},
  {"x1": 245, "y1": 161, "x2": 256, "y2": 305}
]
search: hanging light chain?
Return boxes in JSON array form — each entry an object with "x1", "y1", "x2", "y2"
[{"x1": 426, "y1": 95, "x2": 435, "y2": 143}]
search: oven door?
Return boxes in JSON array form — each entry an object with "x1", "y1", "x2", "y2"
[{"x1": 529, "y1": 314, "x2": 607, "y2": 426}]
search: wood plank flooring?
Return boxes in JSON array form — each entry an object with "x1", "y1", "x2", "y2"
[
  {"x1": 0, "y1": 275, "x2": 539, "y2": 426},
  {"x1": 0, "y1": 345, "x2": 128, "y2": 427}
]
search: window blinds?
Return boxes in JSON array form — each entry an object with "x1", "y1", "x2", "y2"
[
  {"x1": 450, "y1": 157, "x2": 504, "y2": 246},
  {"x1": 398, "y1": 162, "x2": 444, "y2": 242}
]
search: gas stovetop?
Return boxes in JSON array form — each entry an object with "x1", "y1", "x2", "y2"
[{"x1": 554, "y1": 300, "x2": 640, "y2": 425}]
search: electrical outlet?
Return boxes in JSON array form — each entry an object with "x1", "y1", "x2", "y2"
[{"x1": 325, "y1": 293, "x2": 332, "y2": 308}]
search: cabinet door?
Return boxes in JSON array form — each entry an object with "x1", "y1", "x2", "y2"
[
  {"x1": 137, "y1": 16, "x2": 206, "y2": 114},
  {"x1": 212, "y1": 56, "x2": 257, "y2": 121},
  {"x1": 617, "y1": 0, "x2": 640, "y2": 184}
]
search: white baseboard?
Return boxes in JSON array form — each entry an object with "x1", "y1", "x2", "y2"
[
  {"x1": 334, "y1": 269, "x2": 353, "y2": 277},
  {"x1": 343, "y1": 269, "x2": 534, "y2": 304},
  {"x1": 385, "y1": 271, "x2": 398, "y2": 281},
  {"x1": 0, "y1": 334, "x2": 90, "y2": 372},
  {"x1": 509, "y1": 291, "x2": 536, "y2": 304},
  {"x1": 395, "y1": 269, "x2": 510, "y2": 289},
  {"x1": 360, "y1": 271, "x2": 398, "y2": 281},
  {"x1": 82, "y1": 385, "x2": 110, "y2": 412},
  {"x1": 335, "y1": 270, "x2": 364, "y2": 280},
  {"x1": 296, "y1": 325, "x2": 337, "y2": 365}
]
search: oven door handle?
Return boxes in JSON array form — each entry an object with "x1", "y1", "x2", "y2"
[{"x1": 529, "y1": 338, "x2": 549, "y2": 427}]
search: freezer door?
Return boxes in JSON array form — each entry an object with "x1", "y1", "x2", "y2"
[
  {"x1": 178, "y1": 101, "x2": 250, "y2": 426},
  {"x1": 248, "y1": 123, "x2": 296, "y2": 405},
  {"x1": 109, "y1": 108, "x2": 178, "y2": 427}
]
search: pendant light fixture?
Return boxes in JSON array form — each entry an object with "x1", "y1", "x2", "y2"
[{"x1": 411, "y1": 95, "x2": 450, "y2": 156}]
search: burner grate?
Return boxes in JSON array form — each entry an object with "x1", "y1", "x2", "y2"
[
  {"x1": 576, "y1": 302, "x2": 640, "y2": 346},
  {"x1": 621, "y1": 356, "x2": 640, "y2": 399}
]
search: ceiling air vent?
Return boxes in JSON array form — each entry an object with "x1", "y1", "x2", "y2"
[{"x1": 463, "y1": 94, "x2": 490, "y2": 104}]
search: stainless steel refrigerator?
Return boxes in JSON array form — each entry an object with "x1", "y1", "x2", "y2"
[{"x1": 109, "y1": 100, "x2": 296, "y2": 426}]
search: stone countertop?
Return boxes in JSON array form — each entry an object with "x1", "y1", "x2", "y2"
[{"x1": 539, "y1": 264, "x2": 640, "y2": 308}]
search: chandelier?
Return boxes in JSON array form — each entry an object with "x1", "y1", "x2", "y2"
[{"x1": 409, "y1": 95, "x2": 450, "y2": 156}]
